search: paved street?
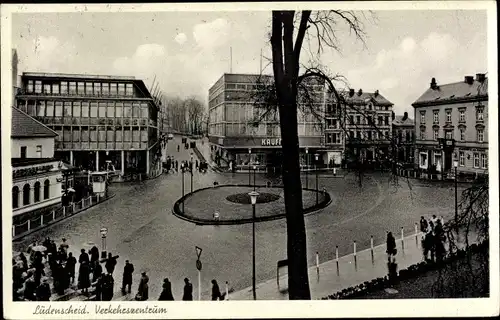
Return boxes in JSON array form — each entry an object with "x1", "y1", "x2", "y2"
[{"x1": 12, "y1": 136, "x2": 469, "y2": 301}]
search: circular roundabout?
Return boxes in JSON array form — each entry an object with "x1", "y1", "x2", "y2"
[{"x1": 173, "y1": 184, "x2": 332, "y2": 225}]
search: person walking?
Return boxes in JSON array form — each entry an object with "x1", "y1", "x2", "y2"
[
  {"x1": 65, "y1": 252, "x2": 77, "y2": 284},
  {"x1": 33, "y1": 256, "x2": 45, "y2": 288},
  {"x1": 92, "y1": 260, "x2": 103, "y2": 283},
  {"x1": 182, "y1": 278, "x2": 193, "y2": 301},
  {"x1": 36, "y1": 278, "x2": 51, "y2": 301},
  {"x1": 101, "y1": 273, "x2": 115, "y2": 301},
  {"x1": 159, "y1": 278, "x2": 174, "y2": 301},
  {"x1": 211, "y1": 279, "x2": 222, "y2": 301},
  {"x1": 177, "y1": 145, "x2": 180, "y2": 152},
  {"x1": 386, "y1": 232, "x2": 397, "y2": 262},
  {"x1": 419, "y1": 216, "x2": 428, "y2": 233},
  {"x1": 122, "y1": 260, "x2": 134, "y2": 294},
  {"x1": 78, "y1": 249, "x2": 89, "y2": 265},
  {"x1": 78, "y1": 261, "x2": 91, "y2": 294},
  {"x1": 60, "y1": 238, "x2": 69, "y2": 253},
  {"x1": 105, "y1": 252, "x2": 117, "y2": 275},
  {"x1": 23, "y1": 274, "x2": 37, "y2": 301},
  {"x1": 136, "y1": 272, "x2": 149, "y2": 301},
  {"x1": 90, "y1": 245, "x2": 99, "y2": 263}
]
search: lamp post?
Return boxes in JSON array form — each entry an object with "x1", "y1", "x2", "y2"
[
  {"x1": 100, "y1": 227, "x2": 108, "y2": 259},
  {"x1": 305, "y1": 148, "x2": 309, "y2": 189},
  {"x1": 315, "y1": 153, "x2": 319, "y2": 205},
  {"x1": 190, "y1": 154, "x2": 194, "y2": 193},
  {"x1": 253, "y1": 164, "x2": 257, "y2": 191},
  {"x1": 453, "y1": 160, "x2": 458, "y2": 228},
  {"x1": 181, "y1": 163, "x2": 185, "y2": 213},
  {"x1": 248, "y1": 191, "x2": 259, "y2": 300},
  {"x1": 248, "y1": 148, "x2": 252, "y2": 186}
]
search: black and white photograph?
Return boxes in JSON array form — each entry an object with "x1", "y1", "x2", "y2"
[{"x1": 1, "y1": 2, "x2": 498, "y2": 319}]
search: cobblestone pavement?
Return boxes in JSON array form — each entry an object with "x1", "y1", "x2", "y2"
[{"x1": 12, "y1": 136, "x2": 469, "y2": 301}]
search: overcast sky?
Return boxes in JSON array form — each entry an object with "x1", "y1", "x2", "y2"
[{"x1": 11, "y1": 9, "x2": 487, "y2": 116}]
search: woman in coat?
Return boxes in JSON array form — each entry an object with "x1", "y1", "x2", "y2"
[
  {"x1": 78, "y1": 261, "x2": 91, "y2": 294},
  {"x1": 182, "y1": 278, "x2": 193, "y2": 301},
  {"x1": 136, "y1": 272, "x2": 149, "y2": 301},
  {"x1": 159, "y1": 278, "x2": 174, "y2": 301},
  {"x1": 211, "y1": 279, "x2": 221, "y2": 301},
  {"x1": 386, "y1": 232, "x2": 397, "y2": 261}
]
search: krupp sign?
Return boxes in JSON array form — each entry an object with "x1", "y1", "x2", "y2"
[{"x1": 261, "y1": 138, "x2": 282, "y2": 146}]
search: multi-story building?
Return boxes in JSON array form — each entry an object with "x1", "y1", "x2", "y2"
[
  {"x1": 412, "y1": 74, "x2": 488, "y2": 178},
  {"x1": 15, "y1": 72, "x2": 161, "y2": 180},
  {"x1": 392, "y1": 112, "x2": 415, "y2": 164},
  {"x1": 11, "y1": 107, "x2": 65, "y2": 217},
  {"x1": 332, "y1": 88, "x2": 394, "y2": 163},
  {"x1": 207, "y1": 73, "x2": 325, "y2": 172}
]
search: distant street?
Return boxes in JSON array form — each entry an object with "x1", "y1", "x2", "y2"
[{"x1": 13, "y1": 136, "x2": 468, "y2": 300}]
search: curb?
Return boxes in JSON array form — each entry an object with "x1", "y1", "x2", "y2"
[
  {"x1": 12, "y1": 193, "x2": 116, "y2": 242},
  {"x1": 172, "y1": 184, "x2": 332, "y2": 226}
]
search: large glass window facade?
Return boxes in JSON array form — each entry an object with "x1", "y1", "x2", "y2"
[
  {"x1": 98, "y1": 102, "x2": 107, "y2": 118},
  {"x1": 107, "y1": 102, "x2": 115, "y2": 118},
  {"x1": 90, "y1": 102, "x2": 98, "y2": 117}
]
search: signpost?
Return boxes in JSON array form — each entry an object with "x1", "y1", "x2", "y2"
[
  {"x1": 195, "y1": 246, "x2": 203, "y2": 300},
  {"x1": 100, "y1": 227, "x2": 108, "y2": 259}
]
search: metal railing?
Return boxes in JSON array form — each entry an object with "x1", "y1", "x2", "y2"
[{"x1": 12, "y1": 194, "x2": 106, "y2": 238}]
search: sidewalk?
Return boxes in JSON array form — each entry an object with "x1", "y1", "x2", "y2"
[{"x1": 230, "y1": 232, "x2": 426, "y2": 300}]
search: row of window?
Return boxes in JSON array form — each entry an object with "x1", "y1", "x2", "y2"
[
  {"x1": 12, "y1": 180, "x2": 50, "y2": 209},
  {"x1": 19, "y1": 146, "x2": 43, "y2": 159},
  {"x1": 209, "y1": 123, "x2": 322, "y2": 136},
  {"x1": 18, "y1": 100, "x2": 150, "y2": 119},
  {"x1": 36, "y1": 117, "x2": 153, "y2": 127},
  {"x1": 348, "y1": 130, "x2": 391, "y2": 140},
  {"x1": 420, "y1": 127, "x2": 485, "y2": 142},
  {"x1": 51, "y1": 126, "x2": 150, "y2": 142},
  {"x1": 325, "y1": 132, "x2": 342, "y2": 144},
  {"x1": 26, "y1": 80, "x2": 135, "y2": 97},
  {"x1": 55, "y1": 141, "x2": 147, "y2": 150},
  {"x1": 420, "y1": 106, "x2": 484, "y2": 124},
  {"x1": 348, "y1": 115, "x2": 390, "y2": 126},
  {"x1": 459, "y1": 151, "x2": 488, "y2": 169}
]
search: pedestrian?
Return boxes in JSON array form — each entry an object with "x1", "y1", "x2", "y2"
[
  {"x1": 434, "y1": 219, "x2": 446, "y2": 264},
  {"x1": 419, "y1": 216, "x2": 428, "y2": 233},
  {"x1": 195, "y1": 159, "x2": 199, "y2": 169},
  {"x1": 182, "y1": 278, "x2": 193, "y2": 301},
  {"x1": 79, "y1": 249, "x2": 89, "y2": 265},
  {"x1": 423, "y1": 227, "x2": 435, "y2": 262},
  {"x1": 78, "y1": 261, "x2": 91, "y2": 294},
  {"x1": 23, "y1": 274, "x2": 37, "y2": 301},
  {"x1": 90, "y1": 245, "x2": 99, "y2": 263},
  {"x1": 177, "y1": 145, "x2": 180, "y2": 152},
  {"x1": 94, "y1": 274, "x2": 104, "y2": 301},
  {"x1": 92, "y1": 260, "x2": 103, "y2": 283},
  {"x1": 211, "y1": 279, "x2": 222, "y2": 301},
  {"x1": 136, "y1": 272, "x2": 149, "y2": 301},
  {"x1": 18, "y1": 252, "x2": 28, "y2": 272},
  {"x1": 159, "y1": 278, "x2": 174, "y2": 301},
  {"x1": 36, "y1": 278, "x2": 51, "y2": 301},
  {"x1": 66, "y1": 252, "x2": 77, "y2": 284},
  {"x1": 105, "y1": 252, "x2": 117, "y2": 275},
  {"x1": 386, "y1": 231, "x2": 397, "y2": 262},
  {"x1": 27, "y1": 241, "x2": 37, "y2": 256},
  {"x1": 122, "y1": 260, "x2": 134, "y2": 294},
  {"x1": 430, "y1": 215, "x2": 438, "y2": 229},
  {"x1": 57, "y1": 247, "x2": 67, "y2": 263},
  {"x1": 60, "y1": 238, "x2": 69, "y2": 253},
  {"x1": 33, "y1": 257, "x2": 45, "y2": 287},
  {"x1": 175, "y1": 160, "x2": 179, "y2": 172},
  {"x1": 101, "y1": 273, "x2": 115, "y2": 301}
]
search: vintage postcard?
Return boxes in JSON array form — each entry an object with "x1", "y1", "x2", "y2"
[{"x1": 1, "y1": 1, "x2": 498, "y2": 319}]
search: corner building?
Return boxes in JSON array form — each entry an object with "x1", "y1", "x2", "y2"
[
  {"x1": 412, "y1": 74, "x2": 488, "y2": 178},
  {"x1": 15, "y1": 73, "x2": 161, "y2": 180}
]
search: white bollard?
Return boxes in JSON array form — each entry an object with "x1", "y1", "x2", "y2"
[
  {"x1": 52, "y1": 210, "x2": 55, "y2": 220},
  {"x1": 97, "y1": 194, "x2": 100, "y2": 202},
  {"x1": 41, "y1": 214, "x2": 44, "y2": 226},
  {"x1": 27, "y1": 219, "x2": 31, "y2": 231},
  {"x1": 12, "y1": 225, "x2": 15, "y2": 237},
  {"x1": 316, "y1": 252, "x2": 319, "y2": 271},
  {"x1": 90, "y1": 196, "x2": 92, "y2": 206},
  {"x1": 401, "y1": 227, "x2": 404, "y2": 241},
  {"x1": 370, "y1": 236, "x2": 374, "y2": 251},
  {"x1": 225, "y1": 281, "x2": 229, "y2": 301},
  {"x1": 415, "y1": 222, "x2": 418, "y2": 235},
  {"x1": 353, "y1": 241, "x2": 357, "y2": 256},
  {"x1": 73, "y1": 203, "x2": 76, "y2": 212},
  {"x1": 333, "y1": 167, "x2": 337, "y2": 176},
  {"x1": 63, "y1": 206, "x2": 66, "y2": 217},
  {"x1": 335, "y1": 246, "x2": 339, "y2": 262}
]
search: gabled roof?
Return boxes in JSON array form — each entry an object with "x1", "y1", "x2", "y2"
[
  {"x1": 11, "y1": 107, "x2": 58, "y2": 138},
  {"x1": 413, "y1": 78, "x2": 488, "y2": 106},
  {"x1": 332, "y1": 90, "x2": 393, "y2": 106},
  {"x1": 393, "y1": 115, "x2": 414, "y2": 126}
]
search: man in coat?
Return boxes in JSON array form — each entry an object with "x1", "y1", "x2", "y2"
[
  {"x1": 90, "y1": 246, "x2": 100, "y2": 263},
  {"x1": 136, "y1": 272, "x2": 149, "y2": 301},
  {"x1": 182, "y1": 278, "x2": 193, "y2": 301},
  {"x1": 66, "y1": 252, "x2": 77, "y2": 284},
  {"x1": 79, "y1": 249, "x2": 89, "y2": 265},
  {"x1": 101, "y1": 273, "x2": 114, "y2": 301},
  {"x1": 121, "y1": 260, "x2": 134, "y2": 294},
  {"x1": 159, "y1": 278, "x2": 174, "y2": 301},
  {"x1": 105, "y1": 253, "x2": 118, "y2": 275}
]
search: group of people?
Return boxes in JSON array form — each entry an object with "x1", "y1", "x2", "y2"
[
  {"x1": 163, "y1": 156, "x2": 208, "y2": 174},
  {"x1": 146, "y1": 277, "x2": 224, "y2": 301},
  {"x1": 419, "y1": 214, "x2": 447, "y2": 263}
]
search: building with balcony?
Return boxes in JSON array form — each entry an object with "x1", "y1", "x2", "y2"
[
  {"x1": 15, "y1": 72, "x2": 161, "y2": 180},
  {"x1": 412, "y1": 74, "x2": 488, "y2": 178},
  {"x1": 11, "y1": 107, "x2": 65, "y2": 217},
  {"x1": 392, "y1": 112, "x2": 415, "y2": 164},
  {"x1": 330, "y1": 89, "x2": 394, "y2": 164},
  {"x1": 207, "y1": 73, "x2": 326, "y2": 172}
]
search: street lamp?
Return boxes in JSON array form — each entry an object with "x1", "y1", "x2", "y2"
[
  {"x1": 190, "y1": 154, "x2": 194, "y2": 193},
  {"x1": 248, "y1": 148, "x2": 252, "y2": 186},
  {"x1": 248, "y1": 190, "x2": 259, "y2": 300},
  {"x1": 181, "y1": 163, "x2": 185, "y2": 213},
  {"x1": 253, "y1": 164, "x2": 257, "y2": 191},
  {"x1": 453, "y1": 160, "x2": 458, "y2": 229},
  {"x1": 315, "y1": 154, "x2": 319, "y2": 205},
  {"x1": 100, "y1": 227, "x2": 108, "y2": 259},
  {"x1": 305, "y1": 148, "x2": 309, "y2": 189}
]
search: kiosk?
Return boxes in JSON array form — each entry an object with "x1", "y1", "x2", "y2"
[{"x1": 90, "y1": 172, "x2": 108, "y2": 197}]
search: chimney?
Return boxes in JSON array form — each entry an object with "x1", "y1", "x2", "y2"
[
  {"x1": 476, "y1": 73, "x2": 486, "y2": 83},
  {"x1": 357, "y1": 89, "x2": 363, "y2": 96},
  {"x1": 464, "y1": 76, "x2": 474, "y2": 85},
  {"x1": 403, "y1": 111, "x2": 408, "y2": 121},
  {"x1": 430, "y1": 78, "x2": 437, "y2": 90},
  {"x1": 374, "y1": 90, "x2": 379, "y2": 97},
  {"x1": 349, "y1": 89, "x2": 355, "y2": 97}
]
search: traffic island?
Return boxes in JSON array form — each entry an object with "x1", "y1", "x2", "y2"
[{"x1": 172, "y1": 184, "x2": 332, "y2": 225}]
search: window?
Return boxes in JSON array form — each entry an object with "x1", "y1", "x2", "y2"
[
  {"x1": 46, "y1": 101, "x2": 54, "y2": 117},
  {"x1": 102, "y1": 83, "x2": 109, "y2": 95},
  {"x1": 60, "y1": 82, "x2": 68, "y2": 94},
  {"x1": 107, "y1": 102, "x2": 115, "y2": 118},
  {"x1": 69, "y1": 82, "x2": 77, "y2": 94},
  {"x1": 433, "y1": 128, "x2": 439, "y2": 141},
  {"x1": 420, "y1": 153, "x2": 428, "y2": 168},
  {"x1": 43, "y1": 179, "x2": 50, "y2": 199},
  {"x1": 481, "y1": 154, "x2": 487, "y2": 169},
  {"x1": 12, "y1": 186, "x2": 19, "y2": 209},
  {"x1": 23, "y1": 184, "x2": 30, "y2": 205},
  {"x1": 125, "y1": 83, "x2": 134, "y2": 96},
  {"x1": 118, "y1": 83, "x2": 125, "y2": 95},
  {"x1": 98, "y1": 126, "x2": 106, "y2": 142},
  {"x1": 132, "y1": 103, "x2": 140, "y2": 118},
  {"x1": 124, "y1": 102, "x2": 132, "y2": 118},
  {"x1": 367, "y1": 116, "x2": 372, "y2": 125},
  {"x1": 477, "y1": 128, "x2": 484, "y2": 142},
  {"x1": 77, "y1": 82, "x2": 84, "y2": 94},
  {"x1": 141, "y1": 103, "x2": 149, "y2": 118},
  {"x1": 433, "y1": 110, "x2": 439, "y2": 124},
  {"x1": 115, "y1": 102, "x2": 123, "y2": 118},
  {"x1": 473, "y1": 153, "x2": 479, "y2": 168},
  {"x1": 52, "y1": 83, "x2": 59, "y2": 94},
  {"x1": 90, "y1": 127, "x2": 97, "y2": 142},
  {"x1": 378, "y1": 116, "x2": 383, "y2": 125},
  {"x1": 110, "y1": 83, "x2": 118, "y2": 95},
  {"x1": 384, "y1": 116, "x2": 389, "y2": 125},
  {"x1": 43, "y1": 83, "x2": 51, "y2": 94},
  {"x1": 356, "y1": 116, "x2": 361, "y2": 124},
  {"x1": 459, "y1": 151, "x2": 465, "y2": 166},
  {"x1": 20, "y1": 146, "x2": 27, "y2": 158},
  {"x1": 420, "y1": 127, "x2": 426, "y2": 140},
  {"x1": 476, "y1": 107, "x2": 484, "y2": 121},
  {"x1": 94, "y1": 83, "x2": 101, "y2": 95},
  {"x1": 350, "y1": 115, "x2": 354, "y2": 124},
  {"x1": 73, "y1": 101, "x2": 81, "y2": 118},
  {"x1": 36, "y1": 101, "x2": 45, "y2": 117},
  {"x1": 36, "y1": 145, "x2": 42, "y2": 158},
  {"x1": 34, "y1": 81, "x2": 42, "y2": 93},
  {"x1": 81, "y1": 102, "x2": 89, "y2": 117},
  {"x1": 420, "y1": 111, "x2": 426, "y2": 124},
  {"x1": 459, "y1": 128, "x2": 465, "y2": 141},
  {"x1": 64, "y1": 101, "x2": 72, "y2": 117},
  {"x1": 85, "y1": 82, "x2": 93, "y2": 95},
  {"x1": 446, "y1": 109, "x2": 452, "y2": 122},
  {"x1": 34, "y1": 181, "x2": 41, "y2": 203},
  {"x1": 445, "y1": 130, "x2": 453, "y2": 140},
  {"x1": 367, "y1": 131, "x2": 372, "y2": 140},
  {"x1": 90, "y1": 102, "x2": 98, "y2": 118},
  {"x1": 459, "y1": 109, "x2": 466, "y2": 122},
  {"x1": 27, "y1": 80, "x2": 34, "y2": 93}
]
